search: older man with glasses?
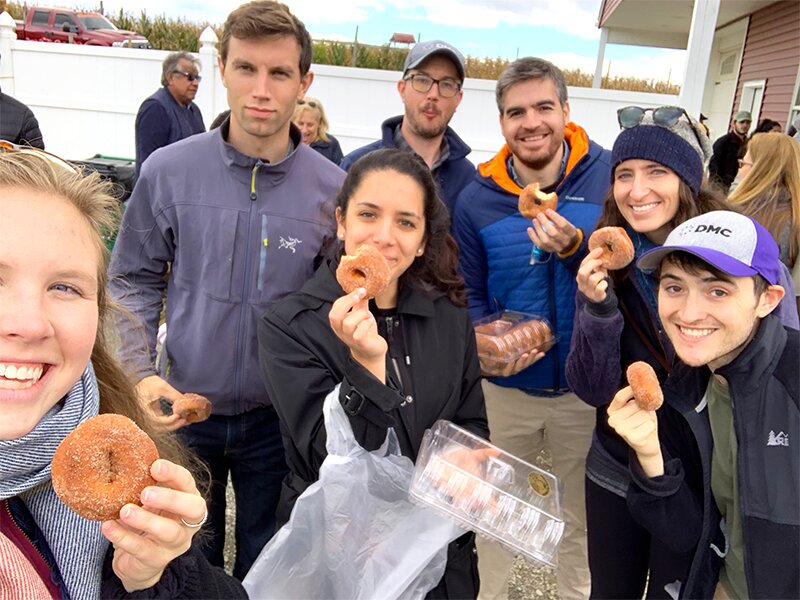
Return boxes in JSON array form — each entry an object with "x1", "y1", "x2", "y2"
[
  {"x1": 340, "y1": 39, "x2": 476, "y2": 215},
  {"x1": 134, "y1": 51, "x2": 206, "y2": 177}
]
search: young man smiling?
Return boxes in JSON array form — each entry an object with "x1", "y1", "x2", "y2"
[
  {"x1": 609, "y1": 211, "x2": 799, "y2": 599},
  {"x1": 453, "y1": 57, "x2": 611, "y2": 600},
  {"x1": 110, "y1": 0, "x2": 344, "y2": 580},
  {"x1": 340, "y1": 39, "x2": 475, "y2": 214}
]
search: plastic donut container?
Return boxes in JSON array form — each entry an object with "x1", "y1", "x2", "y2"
[
  {"x1": 409, "y1": 420, "x2": 564, "y2": 568},
  {"x1": 473, "y1": 311, "x2": 557, "y2": 372}
]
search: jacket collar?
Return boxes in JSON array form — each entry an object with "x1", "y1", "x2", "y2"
[
  {"x1": 478, "y1": 122, "x2": 592, "y2": 195},
  {"x1": 216, "y1": 120, "x2": 304, "y2": 174},
  {"x1": 379, "y1": 115, "x2": 472, "y2": 161}
]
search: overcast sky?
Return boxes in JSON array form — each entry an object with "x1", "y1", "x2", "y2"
[{"x1": 80, "y1": 0, "x2": 686, "y2": 82}]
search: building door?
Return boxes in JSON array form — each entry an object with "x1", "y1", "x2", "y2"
[{"x1": 707, "y1": 50, "x2": 739, "y2": 140}]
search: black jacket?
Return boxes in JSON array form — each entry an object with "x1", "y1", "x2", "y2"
[
  {"x1": 0, "y1": 90, "x2": 44, "y2": 149},
  {"x1": 626, "y1": 315, "x2": 800, "y2": 599},
  {"x1": 258, "y1": 259, "x2": 489, "y2": 599},
  {"x1": 310, "y1": 135, "x2": 344, "y2": 165}
]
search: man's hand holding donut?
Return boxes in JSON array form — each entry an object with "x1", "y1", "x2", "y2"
[
  {"x1": 576, "y1": 247, "x2": 610, "y2": 303},
  {"x1": 135, "y1": 375, "x2": 188, "y2": 431},
  {"x1": 101, "y1": 459, "x2": 207, "y2": 592},
  {"x1": 479, "y1": 349, "x2": 545, "y2": 378},
  {"x1": 526, "y1": 209, "x2": 579, "y2": 254},
  {"x1": 607, "y1": 386, "x2": 664, "y2": 477},
  {"x1": 329, "y1": 288, "x2": 387, "y2": 383}
]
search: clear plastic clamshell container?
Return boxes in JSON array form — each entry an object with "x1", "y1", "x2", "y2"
[
  {"x1": 410, "y1": 420, "x2": 564, "y2": 568},
  {"x1": 474, "y1": 311, "x2": 557, "y2": 372}
]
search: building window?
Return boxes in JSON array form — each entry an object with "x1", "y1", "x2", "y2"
[
  {"x1": 719, "y1": 52, "x2": 737, "y2": 76},
  {"x1": 740, "y1": 80, "x2": 765, "y2": 134},
  {"x1": 789, "y1": 66, "x2": 800, "y2": 133}
]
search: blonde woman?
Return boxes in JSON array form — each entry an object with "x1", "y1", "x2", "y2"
[
  {"x1": 729, "y1": 131, "x2": 800, "y2": 270},
  {"x1": 293, "y1": 96, "x2": 344, "y2": 165}
]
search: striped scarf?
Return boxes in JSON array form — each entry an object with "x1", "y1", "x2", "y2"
[{"x1": 0, "y1": 364, "x2": 108, "y2": 599}]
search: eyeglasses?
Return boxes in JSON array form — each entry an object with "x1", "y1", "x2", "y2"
[
  {"x1": 172, "y1": 70, "x2": 202, "y2": 83},
  {"x1": 737, "y1": 158, "x2": 754, "y2": 168},
  {"x1": 298, "y1": 99, "x2": 318, "y2": 108},
  {"x1": 404, "y1": 73, "x2": 461, "y2": 98},
  {"x1": 0, "y1": 140, "x2": 79, "y2": 173},
  {"x1": 617, "y1": 106, "x2": 689, "y2": 130}
]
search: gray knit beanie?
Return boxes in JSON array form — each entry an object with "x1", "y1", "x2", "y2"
[{"x1": 611, "y1": 109, "x2": 711, "y2": 196}]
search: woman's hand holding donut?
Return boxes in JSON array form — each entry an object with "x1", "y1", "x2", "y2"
[
  {"x1": 606, "y1": 386, "x2": 664, "y2": 477},
  {"x1": 101, "y1": 459, "x2": 206, "y2": 592},
  {"x1": 526, "y1": 209, "x2": 578, "y2": 254},
  {"x1": 329, "y1": 288, "x2": 387, "y2": 383},
  {"x1": 135, "y1": 375, "x2": 189, "y2": 431},
  {"x1": 577, "y1": 247, "x2": 610, "y2": 303}
]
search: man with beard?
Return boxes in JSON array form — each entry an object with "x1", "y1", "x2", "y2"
[
  {"x1": 708, "y1": 110, "x2": 751, "y2": 193},
  {"x1": 452, "y1": 57, "x2": 610, "y2": 600},
  {"x1": 340, "y1": 39, "x2": 475, "y2": 214}
]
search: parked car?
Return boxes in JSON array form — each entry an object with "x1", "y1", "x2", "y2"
[{"x1": 15, "y1": 7, "x2": 150, "y2": 48}]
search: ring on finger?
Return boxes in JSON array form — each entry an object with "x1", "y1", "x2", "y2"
[{"x1": 180, "y1": 508, "x2": 208, "y2": 529}]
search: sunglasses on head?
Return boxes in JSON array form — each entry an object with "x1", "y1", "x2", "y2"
[
  {"x1": 617, "y1": 106, "x2": 690, "y2": 130},
  {"x1": 298, "y1": 99, "x2": 318, "y2": 108},
  {"x1": 0, "y1": 140, "x2": 79, "y2": 173}
]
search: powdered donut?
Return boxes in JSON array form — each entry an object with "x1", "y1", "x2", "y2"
[
  {"x1": 172, "y1": 393, "x2": 211, "y2": 423},
  {"x1": 336, "y1": 245, "x2": 391, "y2": 299},
  {"x1": 518, "y1": 183, "x2": 558, "y2": 219},
  {"x1": 626, "y1": 361, "x2": 663, "y2": 411},
  {"x1": 588, "y1": 226, "x2": 635, "y2": 270},
  {"x1": 51, "y1": 414, "x2": 159, "y2": 521}
]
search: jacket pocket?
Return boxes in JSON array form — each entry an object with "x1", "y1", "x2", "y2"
[{"x1": 172, "y1": 206, "x2": 238, "y2": 301}]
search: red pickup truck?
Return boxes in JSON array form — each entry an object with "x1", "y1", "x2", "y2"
[{"x1": 15, "y1": 6, "x2": 151, "y2": 48}]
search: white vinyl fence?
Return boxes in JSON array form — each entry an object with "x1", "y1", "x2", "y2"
[{"x1": 0, "y1": 14, "x2": 677, "y2": 165}]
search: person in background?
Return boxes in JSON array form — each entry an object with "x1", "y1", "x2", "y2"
[
  {"x1": 0, "y1": 148, "x2": 246, "y2": 599},
  {"x1": 728, "y1": 131, "x2": 799, "y2": 271},
  {"x1": 0, "y1": 86, "x2": 44, "y2": 148},
  {"x1": 566, "y1": 106, "x2": 732, "y2": 599},
  {"x1": 341, "y1": 39, "x2": 475, "y2": 215},
  {"x1": 753, "y1": 118, "x2": 782, "y2": 134},
  {"x1": 609, "y1": 211, "x2": 798, "y2": 599},
  {"x1": 708, "y1": 110, "x2": 751, "y2": 193},
  {"x1": 135, "y1": 51, "x2": 205, "y2": 177},
  {"x1": 109, "y1": 0, "x2": 344, "y2": 580},
  {"x1": 258, "y1": 148, "x2": 488, "y2": 599},
  {"x1": 453, "y1": 57, "x2": 611, "y2": 600},
  {"x1": 293, "y1": 96, "x2": 343, "y2": 165}
]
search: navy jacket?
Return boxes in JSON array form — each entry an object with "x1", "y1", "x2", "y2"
[
  {"x1": 627, "y1": 316, "x2": 799, "y2": 599},
  {"x1": 135, "y1": 87, "x2": 205, "y2": 176},
  {"x1": 452, "y1": 124, "x2": 610, "y2": 393},
  {"x1": 340, "y1": 115, "x2": 476, "y2": 215},
  {"x1": 0, "y1": 89, "x2": 44, "y2": 148},
  {"x1": 310, "y1": 134, "x2": 343, "y2": 165}
]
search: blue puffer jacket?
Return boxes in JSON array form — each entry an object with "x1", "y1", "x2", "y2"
[
  {"x1": 452, "y1": 123, "x2": 610, "y2": 393},
  {"x1": 340, "y1": 115, "x2": 476, "y2": 214}
]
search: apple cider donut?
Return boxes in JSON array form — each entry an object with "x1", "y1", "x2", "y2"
[
  {"x1": 626, "y1": 361, "x2": 663, "y2": 411},
  {"x1": 51, "y1": 414, "x2": 159, "y2": 521},
  {"x1": 336, "y1": 245, "x2": 391, "y2": 299},
  {"x1": 172, "y1": 393, "x2": 212, "y2": 423},
  {"x1": 588, "y1": 226, "x2": 635, "y2": 270},
  {"x1": 518, "y1": 183, "x2": 558, "y2": 219}
]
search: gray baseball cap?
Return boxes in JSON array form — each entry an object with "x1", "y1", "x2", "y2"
[
  {"x1": 637, "y1": 211, "x2": 781, "y2": 284},
  {"x1": 403, "y1": 40, "x2": 465, "y2": 81}
]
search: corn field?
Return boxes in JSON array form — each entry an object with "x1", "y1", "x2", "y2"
[{"x1": 6, "y1": 2, "x2": 680, "y2": 94}]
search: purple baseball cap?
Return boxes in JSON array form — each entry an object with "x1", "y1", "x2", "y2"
[{"x1": 637, "y1": 211, "x2": 781, "y2": 284}]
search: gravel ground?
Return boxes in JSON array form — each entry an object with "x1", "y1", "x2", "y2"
[{"x1": 223, "y1": 450, "x2": 559, "y2": 600}]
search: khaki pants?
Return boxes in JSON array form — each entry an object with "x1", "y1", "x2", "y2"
[{"x1": 477, "y1": 381, "x2": 593, "y2": 600}]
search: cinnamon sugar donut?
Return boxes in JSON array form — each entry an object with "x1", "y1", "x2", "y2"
[
  {"x1": 588, "y1": 226, "x2": 635, "y2": 270},
  {"x1": 51, "y1": 414, "x2": 158, "y2": 521},
  {"x1": 336, "y1": 245, "x2": 391, "y2": 299},
  {"x1": 475, "y1": 319, "x2": 553, "y2": 368},
  {"x1": 518, "y1": 183, "x2": 558, "y2": 219},
  {"x1": 172, "y1": 393, "x2": 211, "y2": 423},
  {"x1": 626, "y1": 361, "x2": 663, "y2": 411}
]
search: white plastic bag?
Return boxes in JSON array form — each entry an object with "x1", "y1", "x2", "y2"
[{"x1": 243, "y1": 385, "x2": 466, "y2": 600}]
